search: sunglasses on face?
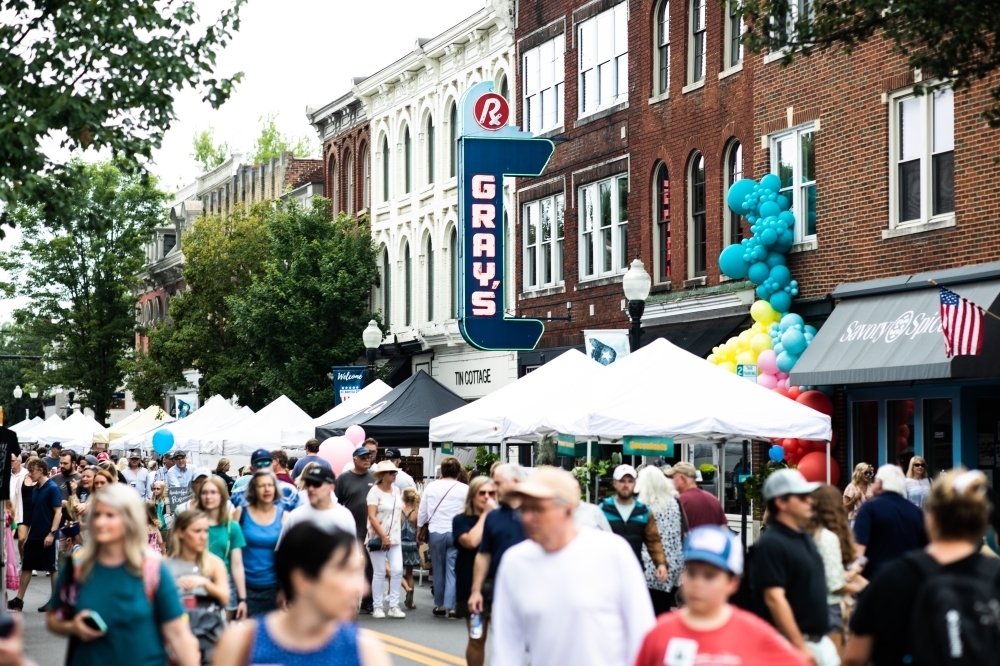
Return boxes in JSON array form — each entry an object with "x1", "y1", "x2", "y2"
[
  {"x1": 477, "y1": 490, "x2": 497, "y2": 497},
  {"x1": 253, "y1": 460, "x2": 272, "y2": 469},
  {"x1": 913, "y1": 463, "x2": 925, "y2": 468},
  {"x1": 304, "y1": 479, "x2": 325, "y2": 488}
]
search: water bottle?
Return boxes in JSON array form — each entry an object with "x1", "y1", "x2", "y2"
[{"x1": 469, "y1": 613, "x2": 483, "y2": 639}]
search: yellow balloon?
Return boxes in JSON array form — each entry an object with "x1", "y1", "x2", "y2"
[
  {"x1": 725, "y1": 337, "x2": 741, "y2": 354},
  {"x1": 738, "y1": 329, "x2": 754, "y2": 345},
  {"x1": 751, "y1": 333, "x2": 773, "y2": 355},
  {"x1": 707, "y1": 354, "x2": 718, "y2": 364},
  {"x1": 719, "y1": 361, "x2": 737, "y2": 374},
  {"x1": 751, "y1": 299, "x2": 779, "y2": 325},
  {"x1": 736, "y1": 350, "x2": 756, "y2": 365}
]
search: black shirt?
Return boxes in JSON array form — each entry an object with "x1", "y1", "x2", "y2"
[
  {"x1": 850, "y1": 552, "x2": 994, "y2": 666},
  {"x1": 335, "y1": 470, "x2": 374, "y2": 541},
  {"x1": 749, "y1": 520, "x2": 829, "y2": 636},
  {"x1": 479, "y1": 503, "x2": 526, "y2": 580},
  {"x1": 452, "y1": 513, "x2": 479, "y2": 606}
]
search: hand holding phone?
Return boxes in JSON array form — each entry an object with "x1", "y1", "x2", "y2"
[{"x1": 76, "y1": 610, "x2": 107, "y2": 641}]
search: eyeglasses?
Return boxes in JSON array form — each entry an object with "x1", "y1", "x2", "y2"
[
  {"x1": 477, "y1": 490, "x2": 497, "y2": 497},
  {"x1": 913, "y1": 463, "x2": 926, "y2": 468},
  {"x1": 303, "y1": 479, "x2": 325, "y2": 488},
  {"x1": 253, "y1": 460, "x2": 272, "y2": 469}
]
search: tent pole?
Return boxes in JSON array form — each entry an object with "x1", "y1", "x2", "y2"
[
  {"x1": 826, "y1": 440, "x2": 831, "y2": 485},
  {"x1": 586, "y1": 439, "x2": 592, "y2": 504},
  {"x1": 741, "y1": 439, "x2": 748, "y2": 553}
]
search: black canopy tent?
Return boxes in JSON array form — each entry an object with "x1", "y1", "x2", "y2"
[{"x1": 315, "y1": 370, "x2": 467, "y2": 447}]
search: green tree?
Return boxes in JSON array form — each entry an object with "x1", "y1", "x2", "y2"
[
  {"x1": 191, "y1": 127, "x2": 231, "y2": 173},
  {"x1": 248, "y1": 113, "x2": 315, "y2": 165},
  {"x1": 740, "y1": 0, "x2": 1000, "y2": 125},
  {"x1": 1, "y1": 160, "x2": 163, "y2": 424},
  {"x1": 125, "y1": 204, "x2": 271, "y2": 409},
  {"x1": 0, "y1": 322, "x2": 47, "y2": 426},
  {"x1": 227, "y1": 203, "x2": 380, "y2": 415},
  {"x1": 0, "y1": 0, "x2": 246, "y2": 229}
]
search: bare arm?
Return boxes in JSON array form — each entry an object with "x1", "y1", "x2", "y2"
[
  {"x1": 367, "y1": 504, "x2": 388, "y2": 543},
  {"x1": 204, "y1": 553, "x2": 231, "y2": 607},
  {"x1": 211, "y1": 622, "x2": 255, "y2": 666},
  {"x1": 358, "y1": 629, "x2": 392, "y2": 666},
  {"x1": 161, "y1": 616, "x2": 199, "y2": 666},
  {"x1": 230, "y1": 548, "x2": 247, "y2": 620},
  {"x1": 763, "y1": 587, "x2": 815, "y2": 665},
  {"x1": 456, "y1": 507, "x2": 491, "y2": 550},
  {"x1": 467, "y1": 552, "x2": 493, "y2": 615}
]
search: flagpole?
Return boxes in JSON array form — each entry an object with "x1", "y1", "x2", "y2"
[{"x1": 927, "y1": 279, "x2": 1000, "y2": 323}]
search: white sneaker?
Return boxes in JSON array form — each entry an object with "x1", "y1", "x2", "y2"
[
  {"x1": 387, "y1": 607, "x2": 406, "y2": 619},
  {"x1": 372, "y1": 608, "x2": 386, "y2": 619}
]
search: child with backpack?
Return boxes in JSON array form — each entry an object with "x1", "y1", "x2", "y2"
[{"x1": 845, "y1": 469, "x2": 1000, "y2": 666}]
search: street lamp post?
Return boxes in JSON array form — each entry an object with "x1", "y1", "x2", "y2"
[
  {"x1": 12, "y1": 385, "x2": 23, "y2": 421},
  {"x1": 362, "y1": 320, "x2": 383, "y2": 387},
  {"x1": 622, "y1": 257, "x2": 652, "y2": 353}
]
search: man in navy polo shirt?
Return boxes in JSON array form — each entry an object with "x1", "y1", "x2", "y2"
[
  {"x1": 854, "y1": 464, "x2": 927, "y2": 580},
  {"x1": 468, "y1": 463, "x2": 527, "y2": 616}
]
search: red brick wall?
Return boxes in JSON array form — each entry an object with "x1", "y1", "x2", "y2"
[
  {"x1": 284, "y1": 158, "x2": 325, "y2": 190},
  {"x1": 324, "y1": 123, "x2": 371, "y2": 216},
  {"x1": 752, "y1": 42, "x2": 1000, "y2": 299}
]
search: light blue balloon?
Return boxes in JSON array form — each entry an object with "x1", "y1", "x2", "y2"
[
  {"x1": 780, "y1": 313, "x2": 804, "y2": 329},
  {"x1": 748, "y1": 261, "x2": 770, "y2": 285},
  {"x1": 765, "y1": 252, "x2": 786, "y2": 268},
  {"x1": 769, "y1": 264, "x2": 792, "y2": 288},
  {"x1": 776, "y1": 350, "x2": 799, "y2": 373},
  {"x1": 760, "y1": 174, "x2": 782, "y2": 192},
  {"x1": 769, "y1": 445, "x2": 785, "y2": 463},
  {"x1": 773, "y1": 342, "x2": 785, "y2": 355},
  {"x1": 718, "y1": 244, "x2": 749, "y2": 279},
  {"x1": 727, "y1": 178, "x2": 758, "y2": 215},
  {"x1": 760, "y1": 228, "x2": 778, "y2": 246},
  {"x1": 776, "y1": 194, "x2": 791, "y2": 211},
  {"x1": 759, "y1": 201, "x2": 781, "y2": 218},
  {"x1": 804, "y1": 325, "x2": 817, "y2": 337},
  {"x1": 152, "y1": 429, "x2": 175, "y2": 455},
  {"x1": 778, "y1": 211, "x2": 795, "y2": 226},
  {"x1": 781, "y1": 328, "x2": 808, "y2": 355},
  {"x1": 770, "y1": 291, "x2": 792, "y2": 313}
]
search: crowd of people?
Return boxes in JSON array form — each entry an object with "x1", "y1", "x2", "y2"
[{"x1": 0, "y1": 437, "x2": 998, "y2": 666}]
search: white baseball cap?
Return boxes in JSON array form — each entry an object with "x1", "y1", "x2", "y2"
[{"x1": 613, "y1": 464, "x2": 638, "y2": 481}]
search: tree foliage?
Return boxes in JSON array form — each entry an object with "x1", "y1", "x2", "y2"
[
  {"x1": 0, "y1": 0, "x2": 245, "y2": 229},
  {"x1": 191, "y1": 127, "x2": 231, "y2": 173},
  {"x1": 248, "y1": 113, "x2": 315, "y2": 166},
  {"x1": 739, "y1": 0, "x2": 1000, "y2": 126},
  {"x1": 1, "y1": 160, "x2": 164, "y2": 424},
  {"x1": 0, "y1": 322, "x2": 48, "y2": 426}
]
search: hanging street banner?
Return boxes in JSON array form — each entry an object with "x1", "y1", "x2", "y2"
[
  {"x1": 332, "y1": 366, "x2": 366, "y2": 406},
  {"x1": 623, "y1": 436, "x2": 675, "y2": 457},
  {"x1": 584, "y1": 329, "x2": 631, "y2": 366},
  {"x1": 457, "y1": 81, "x2": 555, "y2": 351}
]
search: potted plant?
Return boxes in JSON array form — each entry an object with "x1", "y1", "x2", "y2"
[{"x1": 699, "y1": 463, "x2": 718, "y2": 482}]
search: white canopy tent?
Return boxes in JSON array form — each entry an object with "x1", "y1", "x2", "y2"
[
  {"x1": 500, "y1": 338, "x2": 832, "y2": 444},
  {"x1": 108, "y1": 406, "x2": 173, "y2": 442},
  {"x1": 19, "y1": 414, "x2": 63, "y2": 444},
  {"x1": 34, "y1": 411, "x2": 109, "y2": 453},
  {"x1": 119, "y1": 395, "x2": 239, "y2": 451},
  {"x1": 219, "y1": 395, "x2": 314, "y2": 456},
  {"x1": 9, "y1": 416, "x2": 43, "y2": 436},
  {"x1": 190, "y1": 406, "x2": 255, "y2": 461},
  {"x1": 312, "y1": 380, "x2": 392, "y2": 427},
  {"x1": 429, "y1": 350, "x2": 605, "y2": 444}
]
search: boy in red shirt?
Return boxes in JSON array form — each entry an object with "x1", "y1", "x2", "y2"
[{"x1": 634, "y1": 525, "x2": 807, "y2": 666}]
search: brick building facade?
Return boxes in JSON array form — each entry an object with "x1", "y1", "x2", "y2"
[{"x1": 309, "y1": 88, "x2": 371, "y2": 218}]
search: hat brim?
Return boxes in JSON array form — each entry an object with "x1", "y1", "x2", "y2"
[
  {"x1": 509, "y1": 481, "x2": 559, "y2": 500},
  {"x1": 684, "y1": 553, "x2": 739, "y2": 575},
  {"x1": 764, "y1": 480, "x2": 821, "y2": 500}
]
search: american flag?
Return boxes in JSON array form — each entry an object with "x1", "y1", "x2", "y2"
[{"x1": 938, "y1": 286, "x2": 984, "y2": 357}]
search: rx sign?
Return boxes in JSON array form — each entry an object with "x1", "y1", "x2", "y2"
[{"x1": 457, "y1": 82, "x2": 555, "y2": 351}]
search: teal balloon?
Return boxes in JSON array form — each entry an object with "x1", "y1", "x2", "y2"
[
  {"x1": 781, "y1": 328, "x2": 808, "y2": 355},
  {"x1": 770, "y1": 291, "x2": 792, "y2": 313},
  {"x1": 780, "y1": 313, "x2": 804, "y2": 329},
  {"x1": 760, "y1": 174, "x2": 782, "y2": 192},
  {"x1": 748, "y1": 261, "x2": 770, "y2": 285},
  {"x1": 776, "y1": 350, "x2": 799, "y2": 373},
  {"x1": 776, "y1": 194, "x2": 791, "y2": 211},
  {"x1": 760, "y1": 228, "x2": 778, "y2": 246},
  {"x1": 778, "y1": 211, "x2": 795, "y2": 226},
  {"x1": 719, "y1": 244, "x2": 749, "y2": 279},
  {"x1": 765, "y1": 252, "x2": 786, "y2": 268},
  {"x1": 727, "y1": 179, "x2": 758, "y2": 214},
  {"x1": 759, "y1": 201, "x2": 781, "y2": 218},
  {"x1": 769, "y1": 264, "x2": 791, "y2": 288},
  {"x1": 152, "y1": 429, "x2": 175, "y2": 455}
]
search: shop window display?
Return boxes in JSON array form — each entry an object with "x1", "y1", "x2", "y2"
[
  {"x1": 887, "y1": 399, "x2": 914, "y2": 470},
  {"x1": 923, "y1": 398, "x2": 953, "y2": 477}
]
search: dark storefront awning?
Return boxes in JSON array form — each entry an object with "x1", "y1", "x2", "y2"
[
  {"x1": 644, "y1": 314, "x2": 751, "y2": 359},
  {"x1": 791, "y1": 278, "x2": 1000, "y2": 386}
]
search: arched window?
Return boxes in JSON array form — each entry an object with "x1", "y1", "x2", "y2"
[
  {"x1": 656, "y1": 1, "x2": 670, "y2": 95},
  {"x1": 403, "y1": 125, "x2": 412, "y2": 194},
  {"x1": 450, "y1": 227, "x2": 459, "y2": 318},
  {"x1": 345, "y1": 152, "x2": 354, "y2": 215},
  {"x1": 426, "y1": 116, "x2": 435, "y2": 185},
  {"x1": 449, "y1": 102, "x2": 458, "y2": 178},
  {"x1": 381, "y1": 246, "x2": 391, "y2": 326},
  {"x1": 153, "y1": 298, "x2": 161, "y2": 324},
  {"x1": 654, "y1": 164, "x2": 671, "y2": 283},
  {"x1": 362, "y1": 145, "x2": 370, "y2": 210},
  {"x1": 403, "y1": 240, "x2": 412, "y2": 326},
  {"x1": 724, "y1": 141, "x2": 743, "y2": 246},
  {"x1": 425, "y1": 234, "x2": 434, "y2": 321},
  {"x1": 689, "y1": 152, "x2": 707, "y2": 277},
  {"x1": 329, "y1": 154, "x2": 338, "y2": 213},
  {"x1": 497, "y1": 73, "x2": 509, "y2": 103},
  {"x1": 381, "y1": 135, "x2": 390, "y2": 202}
]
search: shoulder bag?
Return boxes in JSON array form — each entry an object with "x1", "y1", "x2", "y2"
[{"x1": 416, "y1": 480, "x2": 459, "y2": 544}]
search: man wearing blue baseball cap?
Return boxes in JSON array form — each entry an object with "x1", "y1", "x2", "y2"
[
  {"x1": 634, "y1": 525, "x2": 808, "y2": 666},
  {"x1": 336, "y1": 441, "x2": 377, "y2": 613}
]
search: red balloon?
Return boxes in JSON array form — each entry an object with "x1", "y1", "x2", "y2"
[
  {"x1": 781, "y1": 438, "x2": 799, "y2": 450},
  {"x1": 787, "y1": 386, "x2": 803, "y2": 400},
  {"x1": 797, "y1": 452, "x2": 841, "y2": 485},
  {"x1": 796, "y1": 390, "x2": 834, "y2": 416},
  {"x1": 773, "y1": 387, "x2": 791, "y2": 399}
]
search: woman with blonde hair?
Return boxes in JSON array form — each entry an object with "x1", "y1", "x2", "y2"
[
  {"x1": 904, "y1": 456, "x2": 931, "y2": 508},
  {"x1": 635, "y1": 466, "x2": 685, "y2": 615},
  {"x1": 400, "y1": 486, "x2": 421, "y2": 610},
  {"x1": 453, "y1": 476, "x2": 497, "y2": 666},
  {"x1": 846, "y1": 469, "x2": 997, "y2": 666},
  {"x1": 843, "y1": 462, "x2": 874, "y2": 523},
  {"x1": 46, "y1": 484, "x2": 200, "y2": 666},
  {"x1": 167, "y1": 509, "x2": 229, "y2": 609},
  {"x1": 214, "y1": 458, "x2": 235, "y2": 494},
  {"x1": 195, "y1": 476, "x2": 247, "y2": 620},
  {"x1": 809, "y1": 484, "x2": 867, "y2": 658}
]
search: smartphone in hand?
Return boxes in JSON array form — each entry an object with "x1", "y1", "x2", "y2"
[{"x1": 81, "y1": 611, "x2": 108, "y2": 634}]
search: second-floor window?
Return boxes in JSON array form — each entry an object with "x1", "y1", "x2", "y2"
[
  {"x1": 725, "y1": 0, "x2": 744, "y2": 69},
  {"x1": 523, "y1": 193, "x2": 565, "y2": 290},
  {"x1": 403, "y1": 125, "x2": 412, "y2": 194},
  {"x1": 689, "y1": 153, "x2": 707, "y2": 276},
  {"x1": 891, "y1": 87, "x2": 954, "y2": 227},
  {"x1": 772, "y1": 124, "x2": 817, "y2": 242},
  {"x1": 524, "y1": 35, "x2": 566, "y2": 133},
  {"x1": 656, "y1": 0, "x2": 670, "y2": 95},
  {"x1": 578, "y1": 3, "x2": 629, "y2": 117},
  {"x1": 579, "y1": 175, "x2": 629, "y2": 280},
  {"x1": 689, "y1": 0, "x2": 707, "y2": 84}
]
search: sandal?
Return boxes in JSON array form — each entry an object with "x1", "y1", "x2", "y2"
[
  {"x1": 405, "y1": 589, "x2": 415, "y2": 609},
  {"x1": 446, "y1": 609, "x2": 458, "y2": 619},
  {"x1": 433, "y1": 606, "x2": 447, "y2": 617}
]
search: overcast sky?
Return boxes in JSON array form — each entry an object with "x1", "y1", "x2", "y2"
[{"x1": 0, "y1": 0, "x2": 486, "y2": 322}]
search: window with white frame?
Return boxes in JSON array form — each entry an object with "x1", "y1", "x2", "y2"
[
  {"x1": 654, "y1": 163, "x2": 672, "y2": 283},
  {"x1": 403, "y1": 125, "x2": 412, "y2": 194},
  {"x1": 381, "y1": 136, "x2": 390, "y2": 202},
  {"x1": 362, "y1": 146, "x2": 370, "y2": 209},
  {"x1": 890, "y1": 86, "x2": 954, "y2": 227},
  {"x1": 771, "y1": 0, "x2": 812, "y2": 50},
  {"x1": 523, "y1": 193, "x2": 565, "y2": 290},
  {"x1": 346, "y1": 153, "x2": 354, "y2": 215},
  {"x1": 579, "y1": 175, "x2": 629, "y2": 280},
  {"x1": 426, "y1": 116, "x2": 435, "y2": 185},
  {"x1": 725, "y1": 141, "x2": 743, "y2": 246},
  {"x1": 449, "y1": 103, "x2": 458, "y2": 179},
  {"x1": 689, "y1": 0, "x2": 706, "y2": 83},
  {"x1": 578, "y1": 3, "x2": 628, "y2": 117},
  {"x1": 655, "y1": 0, "x2": 670, "y2": 95},
  {"x1": 689, "y1": 153, "x2": 707, "y2": 276},
  {"x1": 524, "y1": 35, "x2": 566, "y2": 133},
  {"x1": 771, "y1": 124, "x2": 816, "y2": 241},
  {"x1": 724, "y1": 0, "x2": 744, "y2": 69}
]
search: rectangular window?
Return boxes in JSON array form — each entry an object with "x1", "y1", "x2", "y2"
[
  {"x1": 690, "y1": 156, "x2": 707, "y2": 276},
  {"x1": 889, "y1": 86, "x2": 954, "y2": 228},
  {"x1": 579, "y1": 175, "x2": 629, "y2": 280},
  {"x1": 578, "y1": 3, "x2": 629, "y2": 117},
  {"x1": 523, "y1": 193, "x2": 565, "y2": 290},
  {"x1": 690, "y1": 0, "x2": 707, "y2": 83},
  {"x1": 725, "y1": 0, "x2": 744, "y2": 68},
  {"x1": 657, "y1": 1, "x2": 670, "y2": 95},
  {"x1": 523, "y1": 35, "x2": 565, "y2": 134},
  {"x1": 771, "y1": 123, "x2": 817, "y2": 242}
]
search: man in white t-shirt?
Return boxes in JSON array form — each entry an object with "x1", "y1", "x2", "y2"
[
  {"x1": 491, "y1": 467, "x2": 655, "y2": 666},
  {"x1": 384, "y1": 448, "x2": 415, "y2": 490},
  {"x1": 279, "y1": 465, "x2": 355, "y2": 544}
]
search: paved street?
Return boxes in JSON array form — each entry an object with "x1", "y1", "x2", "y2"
[{"x1": 17, "y1": 572, "x2": 469, "y2": 666}]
